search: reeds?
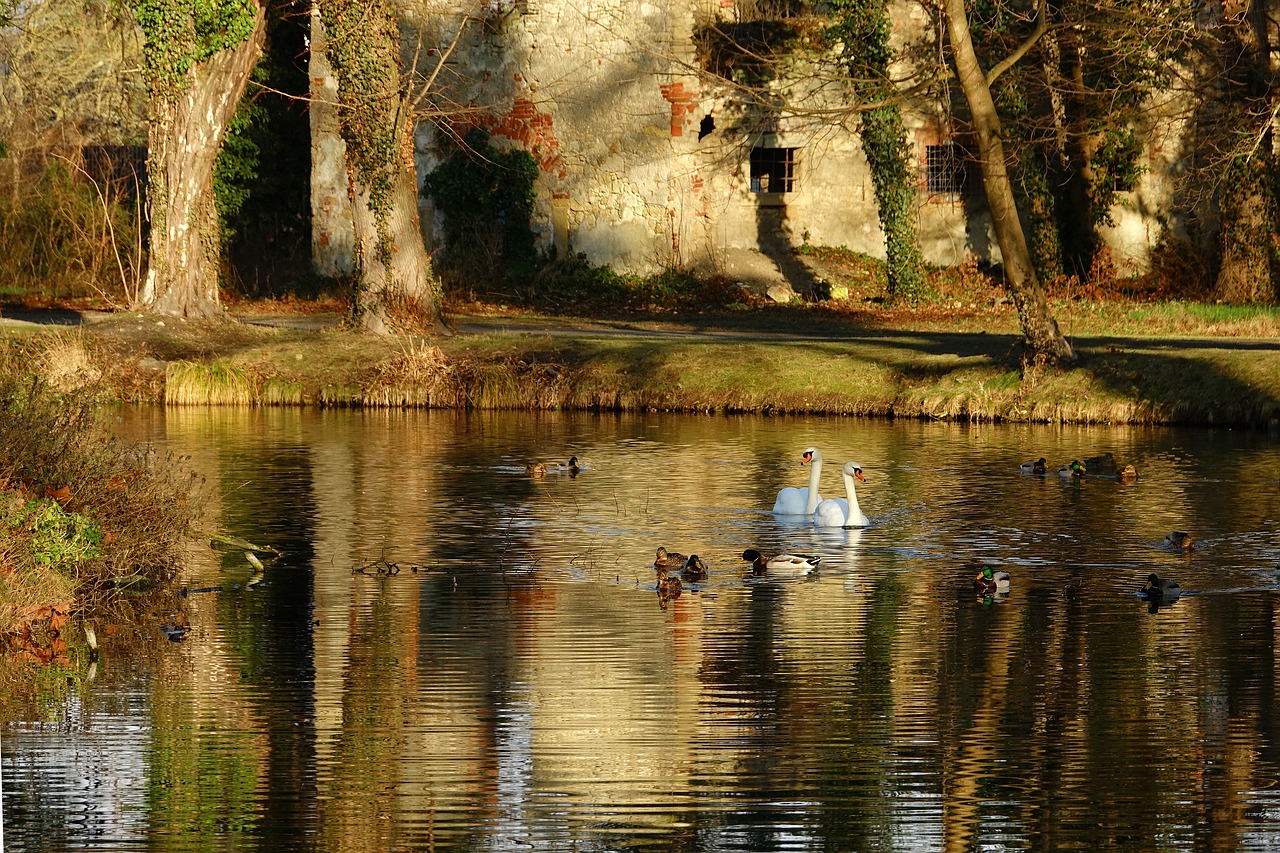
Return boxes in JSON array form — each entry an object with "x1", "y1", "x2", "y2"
[{"x1": 166, "y1": 361, "x2": 253, "y2": 406}]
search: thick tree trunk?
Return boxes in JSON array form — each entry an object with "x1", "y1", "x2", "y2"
[
  {"x1": 309, "y1": 7, "x2": 356, "y2": 282},
  {"x1": 136, "y1": 4, "x2": 266, "y2": 318},
  {"x1": 350, "y1": 110, "x2": 445, "y2": 335},
  {"x1": 1214, "y1": 0, "x2": 1277, "y2": 303},
  {"x1": 1215, "y1": 166, "x2": 1273, "y2": 302},
  {"x1": 943, "y1": 0, "x2": 1075, "y2": 366},
  {"x1": 861, "y1": 105, "x2": 927, "y2": 301},
  {"x1": 319, "y1": 0, "x2": 445, "y2": 335}
]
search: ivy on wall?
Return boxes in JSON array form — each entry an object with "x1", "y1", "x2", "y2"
[
  {"x1": 423, "y1": 128, "x2": 540, "y2": 286},
  {"x1": 827, "y1": 0, "x2": 926, "y2": 302}
]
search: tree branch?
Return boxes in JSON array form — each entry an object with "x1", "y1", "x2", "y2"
[{"x1": 985, "y1": 0, "x2": 1050, "y2": 86}]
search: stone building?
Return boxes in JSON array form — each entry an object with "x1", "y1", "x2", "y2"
[{"x1": 313, "y1": 1, "x2": 1184, "y2": 286}]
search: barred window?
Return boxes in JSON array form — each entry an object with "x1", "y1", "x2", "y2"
[
  {"x1": 925, "y1": 142, "x2": 969, "y2": 196},
  {"x1": 750, "y1": 147, "x2": 796, "y2": 193}
]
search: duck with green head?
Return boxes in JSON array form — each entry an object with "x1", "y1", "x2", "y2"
[
  {"x1": 974, "y1": 565, "x2": 1011, "y2": 594},
  {"x1": 682, "y1": 554, "x2": 709, "y2": 581},
  {"x1": 1020, "y1": 457, "x2": 1047, "y2": 475},
  {"x1": 1140, "y1": 573, "x2": 1181, "y2": 599}
]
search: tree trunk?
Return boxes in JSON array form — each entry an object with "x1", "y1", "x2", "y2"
[
  {"x1": 1215, "y1": 163, "x2": 1273, "y2": 302},
  {"x1": 943, "y1": 0, "x2": 1075, "y2": 366},
  {"x1": 861, "y1": 105, "x2": 927, "y2": 302},
  {"x1": 1213, "y1": 0, "x2": 1277, "y2": 303},
  {"x1": 136, "y1": 4, "x2": 266, "y2": 318},
  {"x1": 308, "y1": 6, "x2": 356, "y2": 282},
  {"x1": 319, "y1": 0, "x2": 445, "y2": 335},
  {"x1": 350, "y1": 110, "x2": 445, "y2": 335}
]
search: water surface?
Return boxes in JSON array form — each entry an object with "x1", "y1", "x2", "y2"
[{"x1": 4, "y1": 410, "x2": 1280, "y2": 851}]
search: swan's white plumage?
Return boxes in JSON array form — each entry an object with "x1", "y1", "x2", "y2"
[
  {"x1": 813, "y1": 461, "x2": 870, "y2": 527},
  {"x1": 773, "y1": 447, "x2": 824, "y2": 515}
]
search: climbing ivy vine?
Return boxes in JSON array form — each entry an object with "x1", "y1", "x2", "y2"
[
  {"x1": 318, "y1": 0, "x2": 402, "y2": 261},
  {"x1": 130, "y1": 0, "x2": 257, "y2": 100},
  {"x1": 827, "y1": 0, "x2": 926, "y2": 302}
]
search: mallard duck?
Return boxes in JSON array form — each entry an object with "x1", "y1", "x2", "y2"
[
  {"x1": 973, "y1": 565, "x2": 1011, "y2": 594},
  {"x1": 741, "y1": 548, "x2": 821, "y2": 576},
  {"x1": 1140, "y1": 572, "x2": 1181, "y2": 599},
  {"x1": 1163, "y1": 531, "x2": 1193, "y2": 550},
  {"x1": 1117, "y1": 464, "x2": 1138, "y2": 481},
  {"x1": 654, "y1": 547, "x2": 688, "y2": 569},
  {"x1": 556, "y1": 456, "x2": 581, "y2": 476},
  {"x1": 1083, "y1": 452, "x2": 1118, "y2": 474},
  {"x1": 682, "y1": 554, "x2": 709, "y2": 580},
  {"x1": 1058, "y1": 460, "x2": 1085, "y2": 479},
  {"x1": 525, "y1": 462, "x2": 547, "y2": 477},
  {"x1": 1021, "y1": 457, "x2": 1048, "y2": 475}
]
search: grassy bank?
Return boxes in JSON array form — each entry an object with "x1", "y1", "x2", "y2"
[{"x1": 1, "y1": 301, "x2": 1277, "y2": 428}]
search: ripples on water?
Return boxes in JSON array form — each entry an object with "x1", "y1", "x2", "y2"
[{"x1": 3, "y1": 410, "x2": 1280, "y2": 851}]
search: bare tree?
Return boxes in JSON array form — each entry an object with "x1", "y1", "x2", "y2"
[{"x1": 943, "y1": 0, "x2": 1075, "y2": 366}]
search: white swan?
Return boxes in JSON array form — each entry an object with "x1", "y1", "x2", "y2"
[
  {"x1": 813, "y1": 461, "x2": 870, "y2": 528},
  {"x1": 772, "y1": 447, "x2": 824, "y2": 516}
]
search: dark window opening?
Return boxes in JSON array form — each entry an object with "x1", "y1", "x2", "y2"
[
  {"x1": 750, "y1": 146, "x2": 795, "y2": 193},
  {"x1": 698, "y1": 115, "x2": 716, "y2": 141},
  {"x1": 925, "y1": 142, "x2": 969, "y2": 196}
]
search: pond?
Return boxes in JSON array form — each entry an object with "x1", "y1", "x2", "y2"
[{"x1": 4, "y1": 409, "x2": 1280, "y2": 852}]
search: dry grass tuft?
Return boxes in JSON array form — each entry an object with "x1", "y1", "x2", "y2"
[
  {"x1": 363, "y1": 339, "x2": 462, "y2": 407},
  {"x1": 38, "y1": 330, "x2": 103, "y2": 393}
]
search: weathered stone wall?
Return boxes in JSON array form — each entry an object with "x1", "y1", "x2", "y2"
[{"x1": 402, "y1": 0, "x2": 1180, "y2": 281}]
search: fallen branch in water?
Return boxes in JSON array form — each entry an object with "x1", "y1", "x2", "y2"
[{"x1": 195, "y1": 529, "x2": 282, "y2": 556}]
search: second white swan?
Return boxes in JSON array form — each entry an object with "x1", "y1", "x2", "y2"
[
  {"x1": 813, "y1": 461, "x2": 870, "y2": 528},
  {"x1": 772, "y1": 447, "x2": 824, "y2": 516}
]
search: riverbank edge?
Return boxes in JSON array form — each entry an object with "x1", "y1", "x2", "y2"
[{"x1": 2, "y1": 310, "x2": 1279, "y2": 428}]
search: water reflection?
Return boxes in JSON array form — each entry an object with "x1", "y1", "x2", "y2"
[{"x1": 3, "y1": 410, "x2": 1280, "y2": 851}]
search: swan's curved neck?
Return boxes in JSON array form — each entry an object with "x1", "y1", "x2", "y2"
[
  {"x1": 804, "y1": 452, "x2": 823, "y2": 515},
  {"x1": 842, "y1": 469, "x2": 864, "y2": 520}
]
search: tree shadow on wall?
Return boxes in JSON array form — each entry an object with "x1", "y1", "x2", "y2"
[{"x1": 753, "y1": 202, "x2": 822, "y2": 297}]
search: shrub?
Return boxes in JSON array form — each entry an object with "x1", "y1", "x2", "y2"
[{"x1": 0, "y1": 375, "x2": 202, "y2": 630}]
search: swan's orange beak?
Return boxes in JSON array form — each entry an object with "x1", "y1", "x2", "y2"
[
  {"x1": 855, "y1": 468, "x2": 865, "y2": 482},
  {"x1": 802, "y1": 452, "x2": 813, "y2": 465}
]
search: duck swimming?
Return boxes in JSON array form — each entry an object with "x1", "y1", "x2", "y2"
[
  {"x1": 682, "y1": 554, "x2": 709, "y2": 581},
  {"x1": 654, "y1": 547, "x2": 688, "y2": 569},
  {"x1": 1021, "y1": 457, "x2": 1048, "y2": 475},
  {"x1": 525, "y1": 462, "x2": 547, "y2": 477},
  {"x1": 973, "y1": 565, "x2": 1011, "y2": 594},
  {"x1": 1059, "y1": 460, "x2": 1085, "y2": 479},
  {"x1": 1140, "y1": 573, "x2": 1181, "y2": 598},
  {"x1": 741, "y1": 549, "x2": 821, "y2": 576},
  {"x1": 1083, "y1": 452, "x2": 1118, "y2": 474},
  {"x1": 1163, "y1": 531, "x2": 1193, "y2": 550}
]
